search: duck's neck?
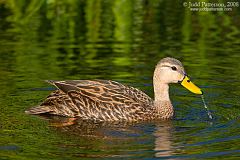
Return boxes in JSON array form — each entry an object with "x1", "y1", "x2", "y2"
[
  {"x1": 154, "y1": 83, "x2": 170, "y2": 102},
  {"x1": 153, "y1": 80, "x2": 173, "y2": 119},
  {"x1": 153, "y1": 66, "x2": 171, "y2": 102}
]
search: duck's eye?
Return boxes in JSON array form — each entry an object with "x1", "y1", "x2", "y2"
[{"x1": 171, "y1": 66, "x2": 177, "y2": 71}]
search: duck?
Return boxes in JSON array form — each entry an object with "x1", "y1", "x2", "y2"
[{"x1": 25, "y1": 57, "x2": 202, "y2": 121}]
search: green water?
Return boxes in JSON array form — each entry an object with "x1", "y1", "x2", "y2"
[{"x1": 1, "y1": 0, "x2": 240, "y2": 159}]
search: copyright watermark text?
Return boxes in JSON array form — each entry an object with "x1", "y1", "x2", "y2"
[{"x1": 183, "y1": 1, "x2": 239, "y2": 12}]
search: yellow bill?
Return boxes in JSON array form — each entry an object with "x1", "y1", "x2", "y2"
[{"x1": 180, "y1": 76, "x2": 202, "y2": 95}]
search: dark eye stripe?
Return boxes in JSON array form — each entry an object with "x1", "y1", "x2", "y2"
[{"x1": 161, "y1": 65, "x2": 178, "y2": 71}]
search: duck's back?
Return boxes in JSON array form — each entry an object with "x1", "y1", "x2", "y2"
[{"x1": 25, "y1": 80, "x2": 154, "y2": 121}]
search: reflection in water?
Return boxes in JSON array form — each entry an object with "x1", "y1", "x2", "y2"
[
  {"x1": 154, "y1": 122, "x2": 174, "y2": 158},
  {"x1": 39, "y1": 115, "x2": 175, "y2": 158}
]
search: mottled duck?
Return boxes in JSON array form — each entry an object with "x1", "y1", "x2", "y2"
[{"x1": 25, "y1": 57, "x2": 202, "y2": 121}]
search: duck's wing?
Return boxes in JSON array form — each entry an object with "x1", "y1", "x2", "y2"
[
  {"x1": 26, "y1": 80, "x2": 153, "y2": 121},
  {"x1": 50, "y1": 80, "x2": 153, "y2": 106}
]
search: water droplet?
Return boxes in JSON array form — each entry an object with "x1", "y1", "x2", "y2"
[{"x1": 201, "y1": 95, "x2": 213, "y2": 120}]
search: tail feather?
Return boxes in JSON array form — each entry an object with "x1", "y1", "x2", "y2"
[
  {"x1": 25, "y1": 105, "x2": 52, "y2": 115},
  {"x1": 45, "y1": 80, "x2": 56, "y2": 85}
]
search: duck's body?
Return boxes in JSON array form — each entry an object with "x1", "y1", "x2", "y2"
[
  {"x1": 26, "y1": 57, "x2": 202, "y2": 121},
  {"x1": 26, "y1": 80, "x2": 173, "y2": 121}
]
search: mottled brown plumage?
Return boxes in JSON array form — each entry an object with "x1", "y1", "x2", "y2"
[{"x1": 25, "y1": 57, "x2": 201, "y2": 121}]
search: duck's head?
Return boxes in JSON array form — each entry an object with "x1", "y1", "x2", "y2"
[{"x1": 154, "y1": 57, "x2": 202, "y2": 95}]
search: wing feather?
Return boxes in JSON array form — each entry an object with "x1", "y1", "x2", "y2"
[{"x1": 27, "y1": 80, "x2": 154, "y2": 121}]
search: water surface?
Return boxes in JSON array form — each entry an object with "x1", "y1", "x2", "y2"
[{"x1": 1, "y1": 1, "x2": 240, "y2": 159}]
